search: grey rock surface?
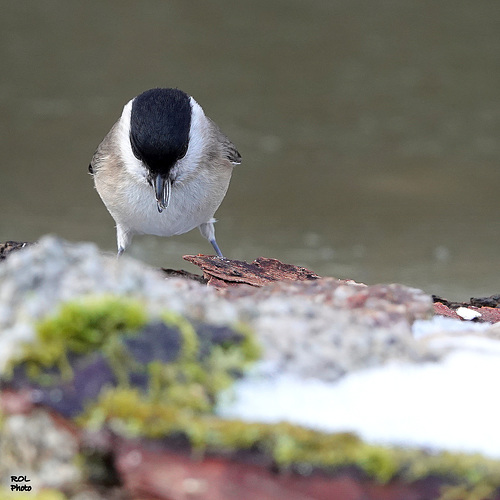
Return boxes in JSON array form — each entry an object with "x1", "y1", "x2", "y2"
[
  {"x1": 0, "y1": 236, "x2": 438, "y2": 381},
  {"x1": 0, "y1": 409, "x2": 81, "y2": 490}
]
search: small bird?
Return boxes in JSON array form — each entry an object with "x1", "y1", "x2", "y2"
[{"x1": 89, "y1": 88, "x2": 241, "y2": 257}]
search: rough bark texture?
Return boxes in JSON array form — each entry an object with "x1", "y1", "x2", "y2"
[{"x1": 182, "y1": 254, "x2": 321, "y2": 290}]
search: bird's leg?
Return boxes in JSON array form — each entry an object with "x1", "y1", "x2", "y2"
[
  {"x1": 116, "y1": 224, "x2": 132, "y2": 257},
  {"x1": 199, "y1": 220, "x2": 224, "y2": 258},
  {"x1": 210, "y1": 238, "x2": 224, "y2": 258}
]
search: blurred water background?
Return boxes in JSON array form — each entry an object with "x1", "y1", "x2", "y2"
[{"x1": 0, "y1": 1, "x2": 498, "y2": 300}]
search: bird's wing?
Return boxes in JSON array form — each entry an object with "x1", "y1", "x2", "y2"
[
  {"x1": 207, "y1": 118, "x2": 242, "y2": 165},
  {"x1": 89, "y1": 120, "x2": 121, "y2": 175}
]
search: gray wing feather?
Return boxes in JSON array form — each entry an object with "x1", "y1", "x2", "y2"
[
  {"x1": 207, "y1": 118, "x2": 242, "y2": 165},
  {"x1": 89, "y1": 120, "x2": 121, "y2": 175}
]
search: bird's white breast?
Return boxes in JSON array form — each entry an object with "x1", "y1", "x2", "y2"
[{"x1": 111, "y1": 168, "x2": 231, "y2": 237}]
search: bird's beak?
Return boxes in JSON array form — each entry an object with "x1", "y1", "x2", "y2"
[{"x1": 153, "y1": 174, "x2": 171, "y2": 213}]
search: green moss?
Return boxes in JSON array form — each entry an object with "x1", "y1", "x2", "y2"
[
  {"x1": 127, "y1": 315, "x2": 256, "y2": 417},
  {"x1": 161, "y1": 311, "x2": 199, "y2": 360},
  {"x1": 356, "y1": 444, "x2": 399, "y2": 483},
  {"x1": 8, "y1": 294, "x2": 259, "y2": 418},
  {"x1": 10, "y1": 295, "x2": 147, "y2": 381},
  {"x1": 138, "y1": 313, "x2": 261, "y2": 415},
  {"x1": 440, "y1": 483, "x2": 497, "y2": 500}
]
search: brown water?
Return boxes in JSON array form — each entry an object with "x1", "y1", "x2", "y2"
[{"x1": 0, "y1": 1, "x2": 499, "y2": 300}]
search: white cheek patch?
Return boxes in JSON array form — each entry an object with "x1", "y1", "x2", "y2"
[{"x1": 171, "y1": 97, "x2": 209, "y2": 182}]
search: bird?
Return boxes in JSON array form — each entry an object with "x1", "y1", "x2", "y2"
[{"x1": 89, "y1": 87, "x2": 241, "y2": 258}]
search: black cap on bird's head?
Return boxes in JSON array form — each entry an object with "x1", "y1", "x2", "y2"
[{"x1": 129, "y1": 88, "x2": 192, "y2": 212}]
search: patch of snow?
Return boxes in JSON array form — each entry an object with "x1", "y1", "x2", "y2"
[
  {"x1": 218, "y1": 345, "x2": 500, "y2": 458},
  {"x1": 412, "y1": 315, "x2": 490, "y2": 339},
  {"x1": 427, "y1": 335, "x2": 500, "y2": 354}
]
